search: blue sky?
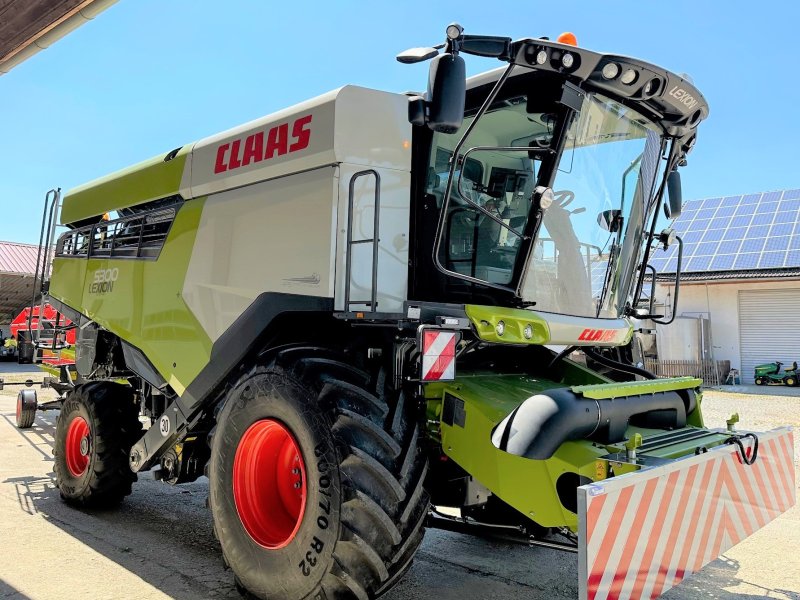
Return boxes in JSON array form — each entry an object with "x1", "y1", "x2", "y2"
[{"x1": 1, "y1": 0, "x2": 798, "y2": 243}]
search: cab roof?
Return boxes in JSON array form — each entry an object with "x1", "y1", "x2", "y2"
[{"x1": 466, "y1": 37, "x2": 708, "y2": 149}]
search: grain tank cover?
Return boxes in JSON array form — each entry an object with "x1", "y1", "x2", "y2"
[
  {"x1": 187, "y1": 85, "x2": 411, "y2": 198},
  {"x1": 60, "y1": 85, "x2": 410, "y2": 224}
]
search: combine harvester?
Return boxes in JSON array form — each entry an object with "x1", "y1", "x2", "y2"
[{"x1": 21, "y1": 24, "x2": 794, "y2": 599}]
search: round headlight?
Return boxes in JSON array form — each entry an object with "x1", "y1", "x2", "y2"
[
  {"x1": 620, "y1": 69, "x2": 637, "y2": 85},
  {"x1": 535, "y1": 186, "x2": 555, "y2": 210},
  {"x1": 495, "y1": 321, "x2": 505, "y2": 337},
  {"x1": 523, "y1": 324, "x2": 533, "y2": 340},
  {"x1": 446, "y1": 23, "x2": 463, "y2": 40},
  {"x1": 561, "y1": 53, "x2": 575, "y2": 69},
  {"x1": 535, "y1": 50, "x2": 548, "y2": 65},
  {"x1": 601, "y1": 63, "x2": 620, "y2": 80}
]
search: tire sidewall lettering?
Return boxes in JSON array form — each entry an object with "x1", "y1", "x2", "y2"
[{"x1": 210, "y1": 372, "x2": 341, "y2": 596}]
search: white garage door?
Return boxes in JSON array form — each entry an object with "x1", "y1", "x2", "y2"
[{"x1": 739, "y1": 288, "x2": 800, "y2": 383}]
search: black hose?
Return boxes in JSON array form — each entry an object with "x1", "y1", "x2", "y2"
[
  {"x1": 726, "y1": 433, "x2": 759, "y2": 466},
  {"x1": 547, "y1": 345, "x2": 577, "y2": 369},
  {"x1": 583, "y1": 347, "x2": 657, "y2": 380}
]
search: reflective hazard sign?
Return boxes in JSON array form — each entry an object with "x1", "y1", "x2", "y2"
[
  {"x1": 579, "y1": 427, "x2": 795, "y2": 600},
  {"x1": 421, "y1": 329, "x2": 457, "y2": 381}
]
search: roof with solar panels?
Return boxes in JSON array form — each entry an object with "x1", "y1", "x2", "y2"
[{"x1": 648, "y1": 188, "x2": 800, "y2": 281}]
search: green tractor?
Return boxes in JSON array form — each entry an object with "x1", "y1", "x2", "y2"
[
  {"x1": 31, "y1": 25, "x2": 793, "y2": 600},
  {"x1": 754, "y1": 361, "x2": 799, "y2": 386}
]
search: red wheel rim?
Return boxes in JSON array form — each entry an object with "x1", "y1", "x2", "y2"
[
  {"x1": 16, "y1": 395, "x2": 22, "y2": 422},
  {"x1": 233, "y1": 419, "x2": 307, "y2": 549},
  {"x1": 65, "y1": 416, "x2": 90, "y2": 477}
]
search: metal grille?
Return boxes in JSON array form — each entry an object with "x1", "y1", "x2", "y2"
[
  {"x1": 644, "y1": 359, "x2": 729, "y2": 386},
  {"x1": 56, "y1": 207, "x2": 176, "y2": 260}
]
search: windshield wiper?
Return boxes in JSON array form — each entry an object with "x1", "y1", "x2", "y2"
[
  {"x1": 620, "y1": 154, "x2": 643, "y2": 217},
  {"x1": 596, "y1": 241, "x2": 620, "y2": 317}
]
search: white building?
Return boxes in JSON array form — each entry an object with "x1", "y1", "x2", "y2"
[{"x1": 649, "y1": 189, "x2": 800, "y2": 384}]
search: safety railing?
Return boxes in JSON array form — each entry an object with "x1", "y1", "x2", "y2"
[{"x1": 644, "y1": 359, "x2": 731, "y2": 387}]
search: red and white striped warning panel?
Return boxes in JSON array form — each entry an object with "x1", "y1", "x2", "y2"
[
  {"x1": 421, "y1": 330, "x2": 457, "y2": 381},
  {"x1": 578, "y1": 427, "x2": 795, "y2": 600}
]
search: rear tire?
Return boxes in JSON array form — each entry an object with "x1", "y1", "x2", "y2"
[
  {"x1": 15, "y1": 389, "x2": 37, "y2": 429},
  {"x1": 785, "y1": 376, "x2": 797, "y2": 387},
  {"x1": 209, "y1": 348, "x2": 429, "y2": 600},
  {"x1": 54, "y1": 381, "x2": 143, "y2": 508}
]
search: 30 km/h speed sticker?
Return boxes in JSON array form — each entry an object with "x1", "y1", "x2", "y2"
[{"x1": 159, "y1": 414, "x2": 171, "y2": 437}]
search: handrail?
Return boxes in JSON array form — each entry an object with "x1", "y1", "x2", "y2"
[{"x1": 344, "y1": 170, "x2": 381, "y2": 311}]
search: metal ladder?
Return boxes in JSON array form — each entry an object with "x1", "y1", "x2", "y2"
[
  {"x1": 343, "y1": 170, "x2": 381, "y2": 313},
  {"x1": 27, "y1": 188, "x2": 69, "y2": 366}
]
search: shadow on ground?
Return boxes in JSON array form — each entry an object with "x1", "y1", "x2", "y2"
[
  {"x1": 2, "y1": 407, "x2": 237, "y2": 600},
  {"x1": 2, "y1": 407, "x2": 794, "y2": 600},
  {"x1": 0, "y1": 361, "x2": 43, "y2": 374},
  {"x1": 0, "y1": 577, "x2": 33, "y2": 600}
]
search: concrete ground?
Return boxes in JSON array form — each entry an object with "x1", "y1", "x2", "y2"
[
  {"x1": 0, "y1": 372, "x2": 798, "y2": 600},
  {"x1": 711, "y1": 384, "x2": 800, "y2": 397}
]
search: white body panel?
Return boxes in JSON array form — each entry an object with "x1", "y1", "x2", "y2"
[
  {"x1": 186, "y1": 86, "x2": 411, "y2": 199},
  {"x1": 181, "y1": 85, "x2": 413, "y2": 340},
  {"x1": 533, "y1": 310, "x2": 632, "y2": 346},
  {"x1": 182, "y1": 167, "x2": 339, "y2": 343},
  {"x1": 334, "y1": 164, "x2": 411, "y2": 313}
]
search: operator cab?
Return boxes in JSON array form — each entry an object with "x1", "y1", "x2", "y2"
[{"x1": 406, "y1": 30, "x2": 707, "y2": 322}]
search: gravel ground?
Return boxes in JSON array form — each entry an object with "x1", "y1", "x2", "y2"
[{"x1": 0, "y1": 370, "x2": 797, "y2": 600}]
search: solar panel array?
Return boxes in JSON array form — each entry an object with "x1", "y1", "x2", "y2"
[{"x1": 648, "y1": 189, "x2": 800, "y2": 274}]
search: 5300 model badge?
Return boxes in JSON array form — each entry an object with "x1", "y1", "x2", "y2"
[{"x1": 89, "y1": 268, "x2": 118, "y2": 294}]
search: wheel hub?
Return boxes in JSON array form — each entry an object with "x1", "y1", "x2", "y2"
[
  {"x1": 233, "y1": 419, "x2": 307, "y2": 549},
  {"x1": 65, "y1": 416, "x2": 90, "y2": 477}
]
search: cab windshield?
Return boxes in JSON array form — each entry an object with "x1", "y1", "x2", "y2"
[{"x1": 427, "y1": 88, "x2": 663, "y2": 318}]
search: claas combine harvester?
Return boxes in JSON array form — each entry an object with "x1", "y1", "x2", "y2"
[{"x1": 17, "y1": 25, "x2": 794, "y2": 600}]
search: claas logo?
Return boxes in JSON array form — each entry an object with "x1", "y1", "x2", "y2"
[
  {"x1": 214, "y1": 114, "x2": 312, "y2": 174},
  {"x1": 578, "y1": 328, "x2": 618, "y2": 342}
]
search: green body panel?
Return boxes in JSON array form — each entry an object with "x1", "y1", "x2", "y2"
[
  {"x1": 50, "y1": 199, "x2": 211, "y2": 394},
  {"x1": 426, "y1": 369, "x2": 709, "y2": 532},
  {"x1": 687, "y1": 391, "x2": 705, "y2": 428},
  {"x1": 427, "y1": 374, "x2": 600, "y2": 530},
  {"x1": 755, "y1": 363, "x2": 779, "y2": 376},
  {"x1": 464, "y1": 304, "x2": 550, "y2": 344},
  {"x1": 463, "y1": 303, "x2": 634, "y2": 346},
  {"x1": 60, "y1": 147, "x2": 190, "y2": 225},
  {"x1": 571, "y1": 376, "x2": 702, "y2": 399},
  {"x1": 557, "y1": 357, "x2": 613, "y2": 386}
]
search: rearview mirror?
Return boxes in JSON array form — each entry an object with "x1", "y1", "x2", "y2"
[
  {"x1": 427, "y1": 53, "x2": 466, "y2": 133},
  {"x1": 665, "y1": 170, "x2": 682, "y2": 219},
  {"x1": 396, "y1": 46, "x2": 440, "y2": 64},
  {"x1": 598, "y1": 209, "x2": 623, "y2": 232}
]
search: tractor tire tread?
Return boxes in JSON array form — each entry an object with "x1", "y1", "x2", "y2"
[
  {"x1": 54, "y1": 381, "x2": 142, "y2": 508},
  {"x1": 244, "y1": 346, "x2": 428, "y2": 599}
]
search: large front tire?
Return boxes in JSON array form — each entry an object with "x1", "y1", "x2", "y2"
[
  {"x1": 209, "y1": 349, "x2": 429, "y2": 600},
  {"x1": 54, "y1": 382, "x2": 143, "y2": 508}
]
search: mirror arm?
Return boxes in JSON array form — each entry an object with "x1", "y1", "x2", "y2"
[
  {"x1": 631, "y1": 138, "x2": 678, "y2": 304},
  {"x1": 651, "y1": 234, "x2": 683, "y2": 325},
  {"x1": 458, "y1": 35, "x2": 513, "y2": 61},
  {"x1": 643, "y1": 264, "x2": 657, "y2": 315}
]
